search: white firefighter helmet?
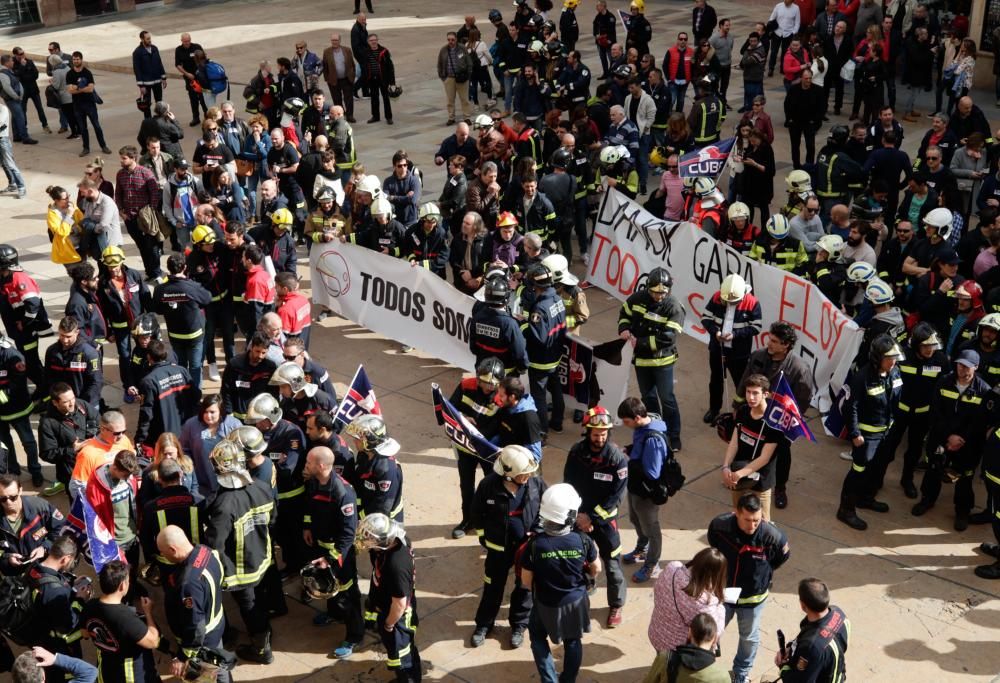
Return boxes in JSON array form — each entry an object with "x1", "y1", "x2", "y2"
[
  {"x1": 540, "y1": 253, "x2": 578, "y2": 287},
  {"x1": 816, "y1": 234, "x2": 844, "y2": 260},
  {"x1": 727, "y1": 202, "x2": 750, "y2": 221},
  {"x1": 269, "y1": 362, "x2": 309, "y2": 393},
  {"x1": 354, "y1": 513, "x2": 406, "y2": 552},
  {"x1": 864, "y1": 279, "x2": 894, "y2": 305},
  {"x1": 720, "y1": 274, "x2": 750, "y2": 303},
  {"x1": 419, "y1": 202, "x2": 441, "y2": 223},
  {"x1": 227, "y1": 425, "x2": 268, "y2": 456},
  {"x1": 209, "y1": 440, "x2": 252, "y2": 489},
  {"x1": 538, "y1": 483, "x2": 582, "y2": 526},
  {"x1": 846, "y1": 261, "x2": 876, "y2": 284},
  {"x1": 346, "y1": 414, "x2": 400, "y2": 456},
  {"x1": 923, "y1": 207, "x2": 954, "y2": 241},
  {"x1": 492, "y1": 445, "x2": 539, "y2": 478},
  {"x1": 473, "y1": 113, "x2": 494, "y2": 130},
  {"x1": 979, "y1": 313, "x2": 1000, "y2": 332},
  {"x1": 785, "y1": 169, "x2": 812, "y2": 197},
  {"x1": 599, "y1": 144, "x2": 629, "y2": 166},
  {"x1": 244, "y1": 392, "x2": 283, "y2": 426},
  {"x1": 372, "y1": 194, "x2": 394, "y2": 218},
  {"x1": 694, "y1": 176, "x2": 724, "y2": 208},
  {"x1": 356, "y1": 174, "x2": 382, "y2": 199},
  {"x1": 765, "y1": 214, "x2": 790, "y2": 240}
]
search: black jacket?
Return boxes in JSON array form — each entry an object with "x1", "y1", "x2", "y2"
[
  {"x1": 205, "y1": 480, "x2": 276, "y2": 589},
  {"x1": 701, "y1": 292, "x2": 763, "y2": 360},
  {"x1": 926, "y1": 371, "x2": 991, "y2": 451},
  {"x1": 304, "y1": 473, "x2": 357, "y2": 579},
  {"x1": 472, "y1": 472, "x2": 545, "y2": 551},
  {"x1": 783, "y1": 83, "x2": 825, "y2": 130},
  {"x1": 140, "y1": 484, "x2": 204, "y2": 567},
  {"x1": 352, "y1": 450, "x2": 404, "y2": 521},
  {"x1": 708, "y1": 512, "x2": 789, "y2": 606},
  {"x1": 0, "y1": 497, "x2": 66, "y2": 574},
  {"x1": 43, "y1": 340, "x2": 102, "y2": 408},
  {"x1": 618, "y1": 290, "x2": 686, "y2": 367},
  {"x1": 97, "y1": 265, "x2": 150, "y2": 336},
  {"x1": 563, "y1": 439, "x2": 627, "y2": 523},
  {"x1": 65, "y1": 284, "x2": 107, "y2": 346},
  {"x1": 220, "y1": 353, "x2": 277, "y2": 420},
  {"x1": 38, "y1": 402, "x2": 97, "y2": 477},
  {"x1": 136, "y1": 361, "x2": 197, "y2": 446},
  {"x1": 153, "y1": 275, "x2": 212, "y2": 341}
]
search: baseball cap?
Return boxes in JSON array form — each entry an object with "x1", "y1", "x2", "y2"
[{"x1": 955, "y1": 349, "x2": 980, "y2": 368}]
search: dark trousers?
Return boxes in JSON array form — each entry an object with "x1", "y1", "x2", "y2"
[
  {"x1": 0, "y1": 415, "x2": 41, "y2": 477},
  {"x1": 124, "y1": 216, "x2": 163, "y2": 279},
  {"x1": 204, "y1": 299, "x2": 236, "y2": 364},
  {"x1": 872, "y1": 411, "x2": 929, "y2": 490},
  {"x1": 987, "y1": 478, "x2": 1000, "y2": 545},
  {"x1": 73, "y1": 100, "x2": 107, "y2": 150},
  {"x1": 597, "y1": 45, "x2": 611, "y2": 77},
  {"x1": 828, "y1": 75, "x2": 845, "y2": 112},
  {"x1": 475, "y1": 546, "x2": 532, "y2": 629},
  {"x1": 231, "y1": 584, "x2": 270, "y2": 636},
  {"x1": 257, "y1": 549, "x2": 287, "y2": 614},
  {"x1": 23, "y1": 90, "x2": 48, "y2": 128},
  {"x1": 589, "y1": 520, "x2": 626, "y2": 608},
  {"x1": 277, "y1": 495, "x2": 307, "y2": 572},
  {"x1": 378, "y1": 610, "x2": 421, "y2": 682},
  {"x1": 59, "y1": 102, "x2": 79, "y2": 134},
  {"x1": 11, "y1": 331, "x2": 43, "y2": 388},
  {"x1": 186, "y1": 82, "x2": 207, "y2": 122},
  {"x1": 717, "y1": 65, "x2": 732, "y2": 101},
  {"x1": 774, "y1": 439, "x2": 793, "y2": 491},
  {"x1": 140, "y1": 82, "x2": 163, "y2": 119},
  {"x1": 768, "y1": 34, "x2": 793, "y2": 74},
  {"x1": 369, "y1": 78, "x2": 392, "y2": 121},
  {"x1": 456, "y1": 450, "x2": 490, "y2": 524},
  {"x1": 469, "y1": 63, "x2": 494, "y2": 104},
  {"x1": 708, "y1": 347, "x2": 748, "y2": 414},
  {"x1": 742, "y1": 80, "x2": 763, "y2": 112},
  {"x1": 839, "y1": 435, "x2": 883, "y2": 510},
  {"x1": 354, "y1": 0, "x2": 373, "y2": 11},
  {"x1": 529, "y1": 367, "x2": 564, "y2": 433},
  {"x1": 788, "y1": 126, "x2": 816, "y2": 169},
  {"x1": 318, "y1": 549, "x2": 365, "y2": 642},
  {"x1": 328, "y1": 78, "x2": 354, "y2": 119},
  {"x1": 112, "y1": 326, "x2": 132, "y2": 388},
  {"x1": 918, "y1": 445, "x2": 980, "y2": 515}
]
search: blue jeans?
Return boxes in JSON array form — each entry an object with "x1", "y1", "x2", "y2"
[
  {"x1": 667, "y1": 82, "x2": 688, "y2": 112},
  {"x1": 74, "y1": 100, "x2": 107, "y2": 150},
  {"x1": 635, "y1": 363, "x2": 681, "y2": 438},
  {"x1": 6, "y1": 100, "x2": 28, "y2": 141},
  {"x1": 0, "y1": 136, "x2": 24, "y2": 188},
  {"x1": 724, "y1": 602, "x2": 766, "y2": 683},
  {"x1": 503, "y1": 72, "x2": 515, "y2": 113},
  {"x1": 529, "y1": 615, "x2": 583, "y2": 683},
  {"x1": 742, "y1": 81, "x2": 763, "y2": 111},
  {"x1": 171, "y1": 334, "x2": 204, "y2": 394},
  {"x1": 0, "y1": 415, "x2": 41, "y2": 476},
  {"x1": 637, "y1": 133, "x2": 652, "y2": 191}
]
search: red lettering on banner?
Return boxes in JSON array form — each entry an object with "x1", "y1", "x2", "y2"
[
  {"x1": 800, "y1": 282, "x2": 817, "y2": 343},
  {"x1": 819, "y1": 301, "x2": 849, "y2": 359},
  {"x1": 687, "y1": 293, "x2": 706, "y2": 336},
  {"x1": 590, "y1": 232, "x2": 611, "y2": 280},
  {"x1": 778, "y1": 275, "x2": 818, "y2": 343}
]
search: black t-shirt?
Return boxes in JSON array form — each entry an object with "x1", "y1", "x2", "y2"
[
  {"x1": 267, "y1": 143, "x2": 302, "y2": 194},
  {"x1": 906, "y1": 237, "x2": 948, "y2": 269},
  {"x1": 193, "y1": 142, "x2": 235, "y2": 170},
  {"x1": 65, "y1": 67, "x2": 96, "y2": 104},
  {"x1": 733, "y1": 404, "x2": 781, "y2": 492},
  {"x1": 523, "y1": 531, "x2": 597, "y2": 607},
  {"x1": 371, "y1": 539, "x2": 415, "y2": 615},
  {"x1": 174, "y1": 43, "x2": 204, "y2": 74},
  {"x1": 82, "y1": 600, "x2": 151, "y2": 683}
]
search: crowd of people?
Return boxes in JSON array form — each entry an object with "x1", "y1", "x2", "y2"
[{"x1": 0, "y1": 0, "x2": 997, "y2": 681}]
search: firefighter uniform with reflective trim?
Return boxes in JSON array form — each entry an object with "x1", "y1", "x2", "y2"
[
  {"x1": 523, "y1": 284, "x2": 567, "y2": 432},
  {"x1": 140, "y1": 484, "x2": 204, "y2": 578},
  {"x1": 918, "y1": 369, "x2": 991, "y2": 518},
  {"x1": 276, "y1": 289, "x2": 312, "y2": 349},
  {"x1": 250, "y1": 224, "x2": 298, "y2": 276},
  {"x1": 875, "y1": 347, "x2": 949, "y2": 492},
  {"x1": 42, "y1": 338, "x2": 102, "y2": 410},
  {"x1": 469, "y1": 304, "x2": 529, "y2": 375},
  {"x1": 153, "y1": 274, "x2": 212, "y2": 346},
  {"x1": 404, "y1": 221, "x2": 450, "y2": 279},
  {"x1": 976, "y1": 427, "x2": 1000, "y2": 574},
  {"x1": 839, "y1": 363, "x2": 902, "y2": 511},
  {"x1": 748, "y1": 233, "x2": 809, "y2": 274},
  {"x1": 135, "y1": 360, "x2": 197, "y2": 448},
  {"x1": 66, "y1": 283, "x2": 108, "y2": 349},
  {"x1": 471, "y1": 470, "x2": 545, "y2": 633},
  {"x1": 305, "y1": 205, "x2": 345, "y2": 244},
  {"x1": 598, "y1": 160, "x2": 639, "y2": 199},
  {"x1": 958, "y1": 337, "x2": 1000, "y2": 387},
  {"x1": 353, "y1": 448, "x2": 404, "y2": 522},
  {"x1": 220, "y1": 353, "x2": 277, "y2": 420},
  {"x1": 264, "y1": 418, "x2": 307, "y2": 571},
  {"x1": 617, "y1": 289, "x2": 685, "y2": 370},
  {"x1": 0, "y1": 268, "x2": 49, "y2": 386},
  {"x1": 97, "y1": 264, "x2": 150, "y2": 388},
  {"x1": 815, "y1": 144, "x2": 864, "y2": 212},
  {"x1": 163, "y1": 545, "x2": 228, "y2": 675},
  {"x1": 0, "y1": 495, "x2": 66, "y2": 574},
  {"x1": 367, "y1": 537, "x2": 420, "y2": 681},
  {"x1": 514, "y1": 126, "x2": 543, "y2": 166},
  {"x1": 26, "y1": 563, "x2": 84, "y2": 661},
  {"x1": 304, "y1": 472, "x2": 364, "y2": 644},
  {"x1": 281, "y1": 387, "x2": 338, "y2": 435},
  {"x1": 449, "y1": 377, "x2": 501, "y2": 524},
  {"x1": 563, "y1": 438, "x2": 627, "y2": 609},
  {"x1": 779, "y1": 605, "x2": 850, "y2": 683},
  {"x1": 188, "y1": 245, "x2": 234, "y2": 362},
  {"x1": 688, "y1": 91, "x2": 724, "y2": 146},
  {"x1": 809, "y1": 259, "x2": 847, "y2": 307},
  {"x1": 708, "y1": 510, "x2": 790, "y2": 609},
  {"x1": 559, "y1": 283, "x2": 589, "y2": 333},
  {"x1": 690, "y1": 202, "x2": 727, "y2": 237},
  {"x1": 0, "y1": 339, "x2": 36, "y2": 433},
  {"x1": 220, "y1": 236, "x2": 254, "y2": 336}
]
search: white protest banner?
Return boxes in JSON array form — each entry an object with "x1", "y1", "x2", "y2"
[
  {"x1": 585, "y1": 189, "x2": 863, "y2": 405},
  {"x1": 309, "y1": 242, "x2": 632, "y2": 411}
]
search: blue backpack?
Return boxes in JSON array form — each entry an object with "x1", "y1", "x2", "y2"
[{"x1": 205, "y1": 61, "x2": 229, "y2": 95}]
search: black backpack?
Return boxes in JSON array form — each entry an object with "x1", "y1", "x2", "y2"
[
  {"x1": 0, "y1": 571, "x2": 59, "y2": 646},
  {"x1": 627, "y1": 429, "x2": 685, "y2": 505}
]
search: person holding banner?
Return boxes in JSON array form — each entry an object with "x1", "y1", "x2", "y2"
[
  {"x1": 618, "y1": 267, "x2": 685, "y2": 451},
  {"x1": 721, "y1": 375, "x2": 781, "y2": 520},
  {"x1": 701, "y1": 274, "x2": 762, "y2": 425}
]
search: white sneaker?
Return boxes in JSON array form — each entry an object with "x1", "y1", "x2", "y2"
[
  {"x1": 207, "y1": 363, "x2": 221, "y2": 381},
  {"x1": 839, "y1": 450, "x2": 853, "y2": 461},
  {"x1": 582, "y1": 252, "x2": 590, "y2": 266}
]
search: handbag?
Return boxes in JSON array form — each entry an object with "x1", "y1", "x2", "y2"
[
  {"x1": 839, "y1": 59, "x2": 856, "y2": 82},
  {"x1": 235, "y1": 158, "x2": 257, "y2": 177},
  {"x1": 44, "y1": 84, "x2": 60, "y2": 109}
]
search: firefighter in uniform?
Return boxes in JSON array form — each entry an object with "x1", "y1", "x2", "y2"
[
  {"x1": 469, "y1": 445, "x2": 545, "y2": 649},
  {"x1": 125, "y1": 314, "x2": 170, "y2": 403},
  {"x1": 221, "y1": 332, "x2": 278, "y2": 421},
  {"x1": 448, "y1": 357, "x2": 504, "y2": 539},
  {"x1": 357, "y1": 195, "x2": 407, "y2": 256},
  {"x1": 66, "y1": 262, "x2": 107, "y2": 351},
  {"x1": 836, "y1": 334, "x2": 904, "y2": 531},
  {"x1": 274, "y1": 273, "x2": 312, "y2": 349},
  {"x1": 98, "y1": 246, "x2": 152, "y2": 395},
  {"x1": 780, "y1": 170, "x2": 813, "y2": 220},
  {"x1": 356, "y1": 513, "x2": 421, "y2": 683},
  {"x1": 301, "y1": 446, "x2": 365, "y2": 658},
  {"x1": 912, "y1": 349, "x2": 991, "y2": 531},
  {"x1": 243, "y1": 392, "x2": 307, "y2": 577},
  {"x1": 873, "y1": 323, "x2": 949, "y2": 499},
  {"x1": 0, "y1": 334, "x2": 41, "y2": 483},
  {"x1": 251, "y1": 207, "x2": 298, "y2": 275},
  {"x1": 564, "y1": 139, "x2": 595, "y2": 256},
  {"x1": 157, "y1": 526, "x2": 231, "y2": 683},
  {"x1": 404, "y1": 203, "x2": 451, "y2": 280},
  {"x1": 814, "y1": 124, "x2": 865, "y2": 222},
  {"x1": 562, "y1": 407, "x2": 627, "y2": 628},
  {"x1": 0, "y1": 244, "x2": 50, "y2": 388},
  {"x1": 304, "y1": 410, "x2": 354, "y2": 478},
  {"x1": 748, "y1": 214, "x2": 809, "y2": 275},
  {"x1": 687, "y1": 178, "x2": 727, "y2": 238},
  {"x1": 775, "y1": 578, "x2": 849, "y2": 683},
  {"x1": 25, "y1": 535, "x2": 87, "y2": 668},
  {"x1": 597, "y1": 144, "x2": 638, "y2": 199},
  {"x1": 203, "y1": 440, "x2": 276, "y2": 664},
  {"x1": 688, "y1": 76, "x2": 724, "y2": 147},
  {"x1": 721, "y1": 202, "x2": 760, "y2": 254},
  {"x1": 522, "y1": 263, "x2": 567, "y2": 436},
  {"x1": 973, "y1": 425, "x2": 1000, "y2": 579},
  {"x1": 220, "y1": 224, "x2": 255, "y2": 338},
  {"x1": 855, "y1": 280, "x2": 906, "y2": 369},
  {"x1": 152, "y1": 254, "x2": 212, "y2": 394},
  {"x1": 957, "y1": 313, "x2": 1000, "y2": 386},
  {"x1": 305, "y1": 187, "x2": 345, "y2": 247},
  {"x1": 346, "y1": 414, "x2": 404, "y2": 522},
  {"x1": 945, "y1": 281, "x2": 985, "y2": 355},
  {"x1": 0, "y1": 477, "x2": 66, "y2": 574},
  {"x1": 469, "y1": 277, "x2": 530, "y2": 375},
  {"x1": 42, "y1": 317, "x2": 102, "y2": 411},
  {"x1": 618, "y1": 267, "x2": 685, "y2": 451},
  {"x1": 139, "y1": 458, "x2": 203, "y2": 585},
  {"x1": 809, "y1": 235, "x2": 847, "y2": 306},
  {"x1": 135, "y1": 341, "x2": 197, "y2": 452},
  {"x1": 541, "y1": 254, "x2": 588, "y2": 333},
  {"x1": 701, "y1": 274, "x2": 762, "y2": 424},
  {"x1": 269, "y1": 362, "x2": 337, "y2": 434},
  {"x1": 187, "y1": 225, "x2": 233, "y2": 377}
]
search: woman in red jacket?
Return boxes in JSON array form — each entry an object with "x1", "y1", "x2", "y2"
[
  {"x1": 849, "y1": 24, "x2": 888, "y2": 121},
  {"x1": 781, "y1": 35, "x2": 812, "y2": 90}
]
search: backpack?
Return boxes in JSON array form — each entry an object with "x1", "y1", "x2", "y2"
[
  {"x1": 626, "y1": 429, "x2": 685, "y2": 504},
  {"x1": 204, "y1": 61, "x2": 229, "y2": 95},
  {"x1": 0, "y1": 572, "x2": 59, "y2": 646}
]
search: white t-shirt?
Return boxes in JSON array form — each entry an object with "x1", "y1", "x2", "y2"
[{"x1": 768, "y1": 2, "x2": 801, "y2": 37}]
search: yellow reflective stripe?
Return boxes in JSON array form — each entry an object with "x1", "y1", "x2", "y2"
[
  {"x1": 22, "y1": 340, "x2": 38, "y2": 351},
  {"x1": 303, "y1": 514, "x2": 312, "y2": 523},
  {"x1": 899, "y1": 365, "x2": 917, "y2": 374},
  {"x1": 858, "y1": 424, "x2": 887, "y2": 433},
  {"x1": 168, "y1": 329, "x2": 204, "y2": 340},
  {"x1": 125, "y1": 657, "x2": 135, "y2": 683},
  {"x1": 1, "y1": 401, "x2": 35, "y2": 421},
  {"x1": 191, "y1": 509, "x2": 200, "y2": 545},
  {"x1": 278, "y1": 485, "x2": 305, "y2": 500},
  {"x1": 737, "y1": 590, "x2": 768, "y2": 605},
  {"x1": 483, "y1": 573, "x2": 492, "y2": 584},
  {"x1": 111, "y1": 321, "x2": 129, "y2": 328},
  {"x1": 223, "y1": 502, "x2": 274, "y2": 589},
  {"x1": 475, "y1": 528, "x2": 484, "y2": 537},
  {"x1": 635, "y1": 355, "x2": 677, "y2": 367},
  {"x1": 609, "y1": 545, "x2": 622, "y2": 557},
  {"x1": 961, "y1": 396, "x2": 983, "y2": 405},
  {"x1": 390, "y1": 500, "x2": 405, "y2": 519},
  {"x1": 204, "y1": 550, "x2": 224, "y2": 632},
  {"x1": 484, "y1": 539, "x2": 505, "y2": 552},
  {"x1": 593, "y1": 505, "x2": 616, "y2": 520},
  {"x1": 940, "y1": 389, "x2": 960, "y2": 399},
  {"x1": 364, "y1": 610, "x2": 378, "y2": 621},
  {"x1": 866, "y1": 386, "x2": 885, "y2": 396},
  {"x1": 317, "y1": 539, "x2": 343, "y2": 560},
  {"x1": 529, "y1": 360, "x2": 560, "y2": 371},
  {"x1": 985, "y1": 470, "x2": 1000, "y2": 487},
  {"x1": 852, "y1": 462, "x2": 866, "y2": 472}
]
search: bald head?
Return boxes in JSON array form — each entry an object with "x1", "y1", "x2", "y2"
[
  {"x1": 314, "y1": 134, "x2": 329, "y2": 151},
  {"x1": 331, "y1": 105, "x2": 344, "y2": 118},
  {"x1": 305, "y1": 446, "x2": 335, "y2": 483},
  {"x1": 831, "y1": 204, "x2": 849, "y2": 223},
  {"x1": 957, "y1": 96, "x2": 973, "y2": 116},
  {"x1": 157, "y1": 525, "x2": 194, "y2": 563}
]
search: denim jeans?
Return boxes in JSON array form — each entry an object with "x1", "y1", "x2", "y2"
[
  {"x1": 0, "y1": 415, "x2": 41, "y2": 476},
  {"x1": 529, "y1": 615, "x2": 583, "y2": 683},
  {"x1": 0, "y1": 136, "x2": 24, "y2": 189},
  {"x1": 635, "y1": 363, "x2": 681, "y2": 438},
  {"x1": 6, "y1": 100, "x2": 28, "y2": 141},
  {"x1": 724, "y1": 601, "x2": 766, "y2": 683},
  {"x1": 637, "y1": 133, "x2": 652, "y2": 191},
  {"x1": 667, "y1": 82, "x2": 688, "y2": 112},
  {"x1": 742, "y1": 81, "x2": 763, "y2": 111},
  {"x1": 23, "y1": 91, "x2": 48, "y2": 129},
  {"x1": 74, "y1": 100, "x2": 108, "y2": 150},
  {"x1": 171, "y1": 334, "x2": 205, "y2": 394},
  {"x1": 503, "y1": 72, "x2": 516, "y2": 113}
]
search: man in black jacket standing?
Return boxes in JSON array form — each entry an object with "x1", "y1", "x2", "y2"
[
  {"x1": 351, "y1": 13, "x2": 369, "y2": 98},
  {"x1": 38, "y1": 382, "x2": 97, "y2": 498},
  {"x1": 174, "y1": 33, "x2": 206, "y2": 126},
  {"x1": 783, "y1": 69, "x2": 825, "y2": 170},
  {"x1": 11, "y1": 47, "x2": 48, "y2": 133}
]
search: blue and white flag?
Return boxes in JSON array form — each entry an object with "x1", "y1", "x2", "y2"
[
  {"x1": 63, "y1": 494, "x2": 123, "y2": 572},
  {"x1": 679, "y1": 137, "x2": 736, "y2": 179},
  {"x1": 765, "y1": 375, "x2": 817, "y2": 443},
  {"x1": 334, "y1": 364, "x2": 381, "y2": 427},
  {"x1": 432, "y1": 383, "x2": 500, "y2": 462}
]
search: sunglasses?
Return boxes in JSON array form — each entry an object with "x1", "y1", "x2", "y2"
[
  {"x1": 804, "y1": 207, "x2": 818, "y2": 213},
  {"x1": 283, "y1": 353, "x2": 301, "y2": 361},
  {"x1": 0, "y1": 494, "x2": 19, "y2": 503},
  {"x1": 395, "y1": 163, "x2": 407, "y2": 168},
  {"x1": 926, "y1": 156, "x2": 941, "y2": 161},
  {"x1": 103, "y1": 427, "x2": 127, "y2": 436}
]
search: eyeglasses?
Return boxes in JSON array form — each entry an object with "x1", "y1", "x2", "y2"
[
  {"x1": 283, "y1": 353, "x2": 301, "y2": 361},
  {"x1": 804, "y1": 207, "x2": 818, "y2": 213},
  {"x1": 395, "y1": 163, "x2": 407, "y2": 168},
  {"x1": 103, "y1": 426, "x2": 127, "y2": 436},
  {"x1": 0, "y1": 494, "x2": 19, "y2": 503},
  {"x1": 926, "y1": 156, "x2": 941, "y2": 161}
]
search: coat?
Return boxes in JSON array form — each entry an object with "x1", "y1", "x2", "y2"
[
  {"x1": 436, "y1": 45, "x2": 475, "y2": 81},
  {"x1": 322, "y1": 45, "x2": 356, "y2": 84},
  {"x1": 48, "y1": 206, "x2": 80, "y2": 265}
]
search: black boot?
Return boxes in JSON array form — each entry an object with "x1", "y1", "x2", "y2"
[
  {"x1": 236, "y1": 630, "x2": 274, "y2": 664},
  {"x1": 836, "y1": 495, "x2": 867, "y2": 530},
  {"x1": 975, "y1": 561, "x2": 1000, "y2": 579}
]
